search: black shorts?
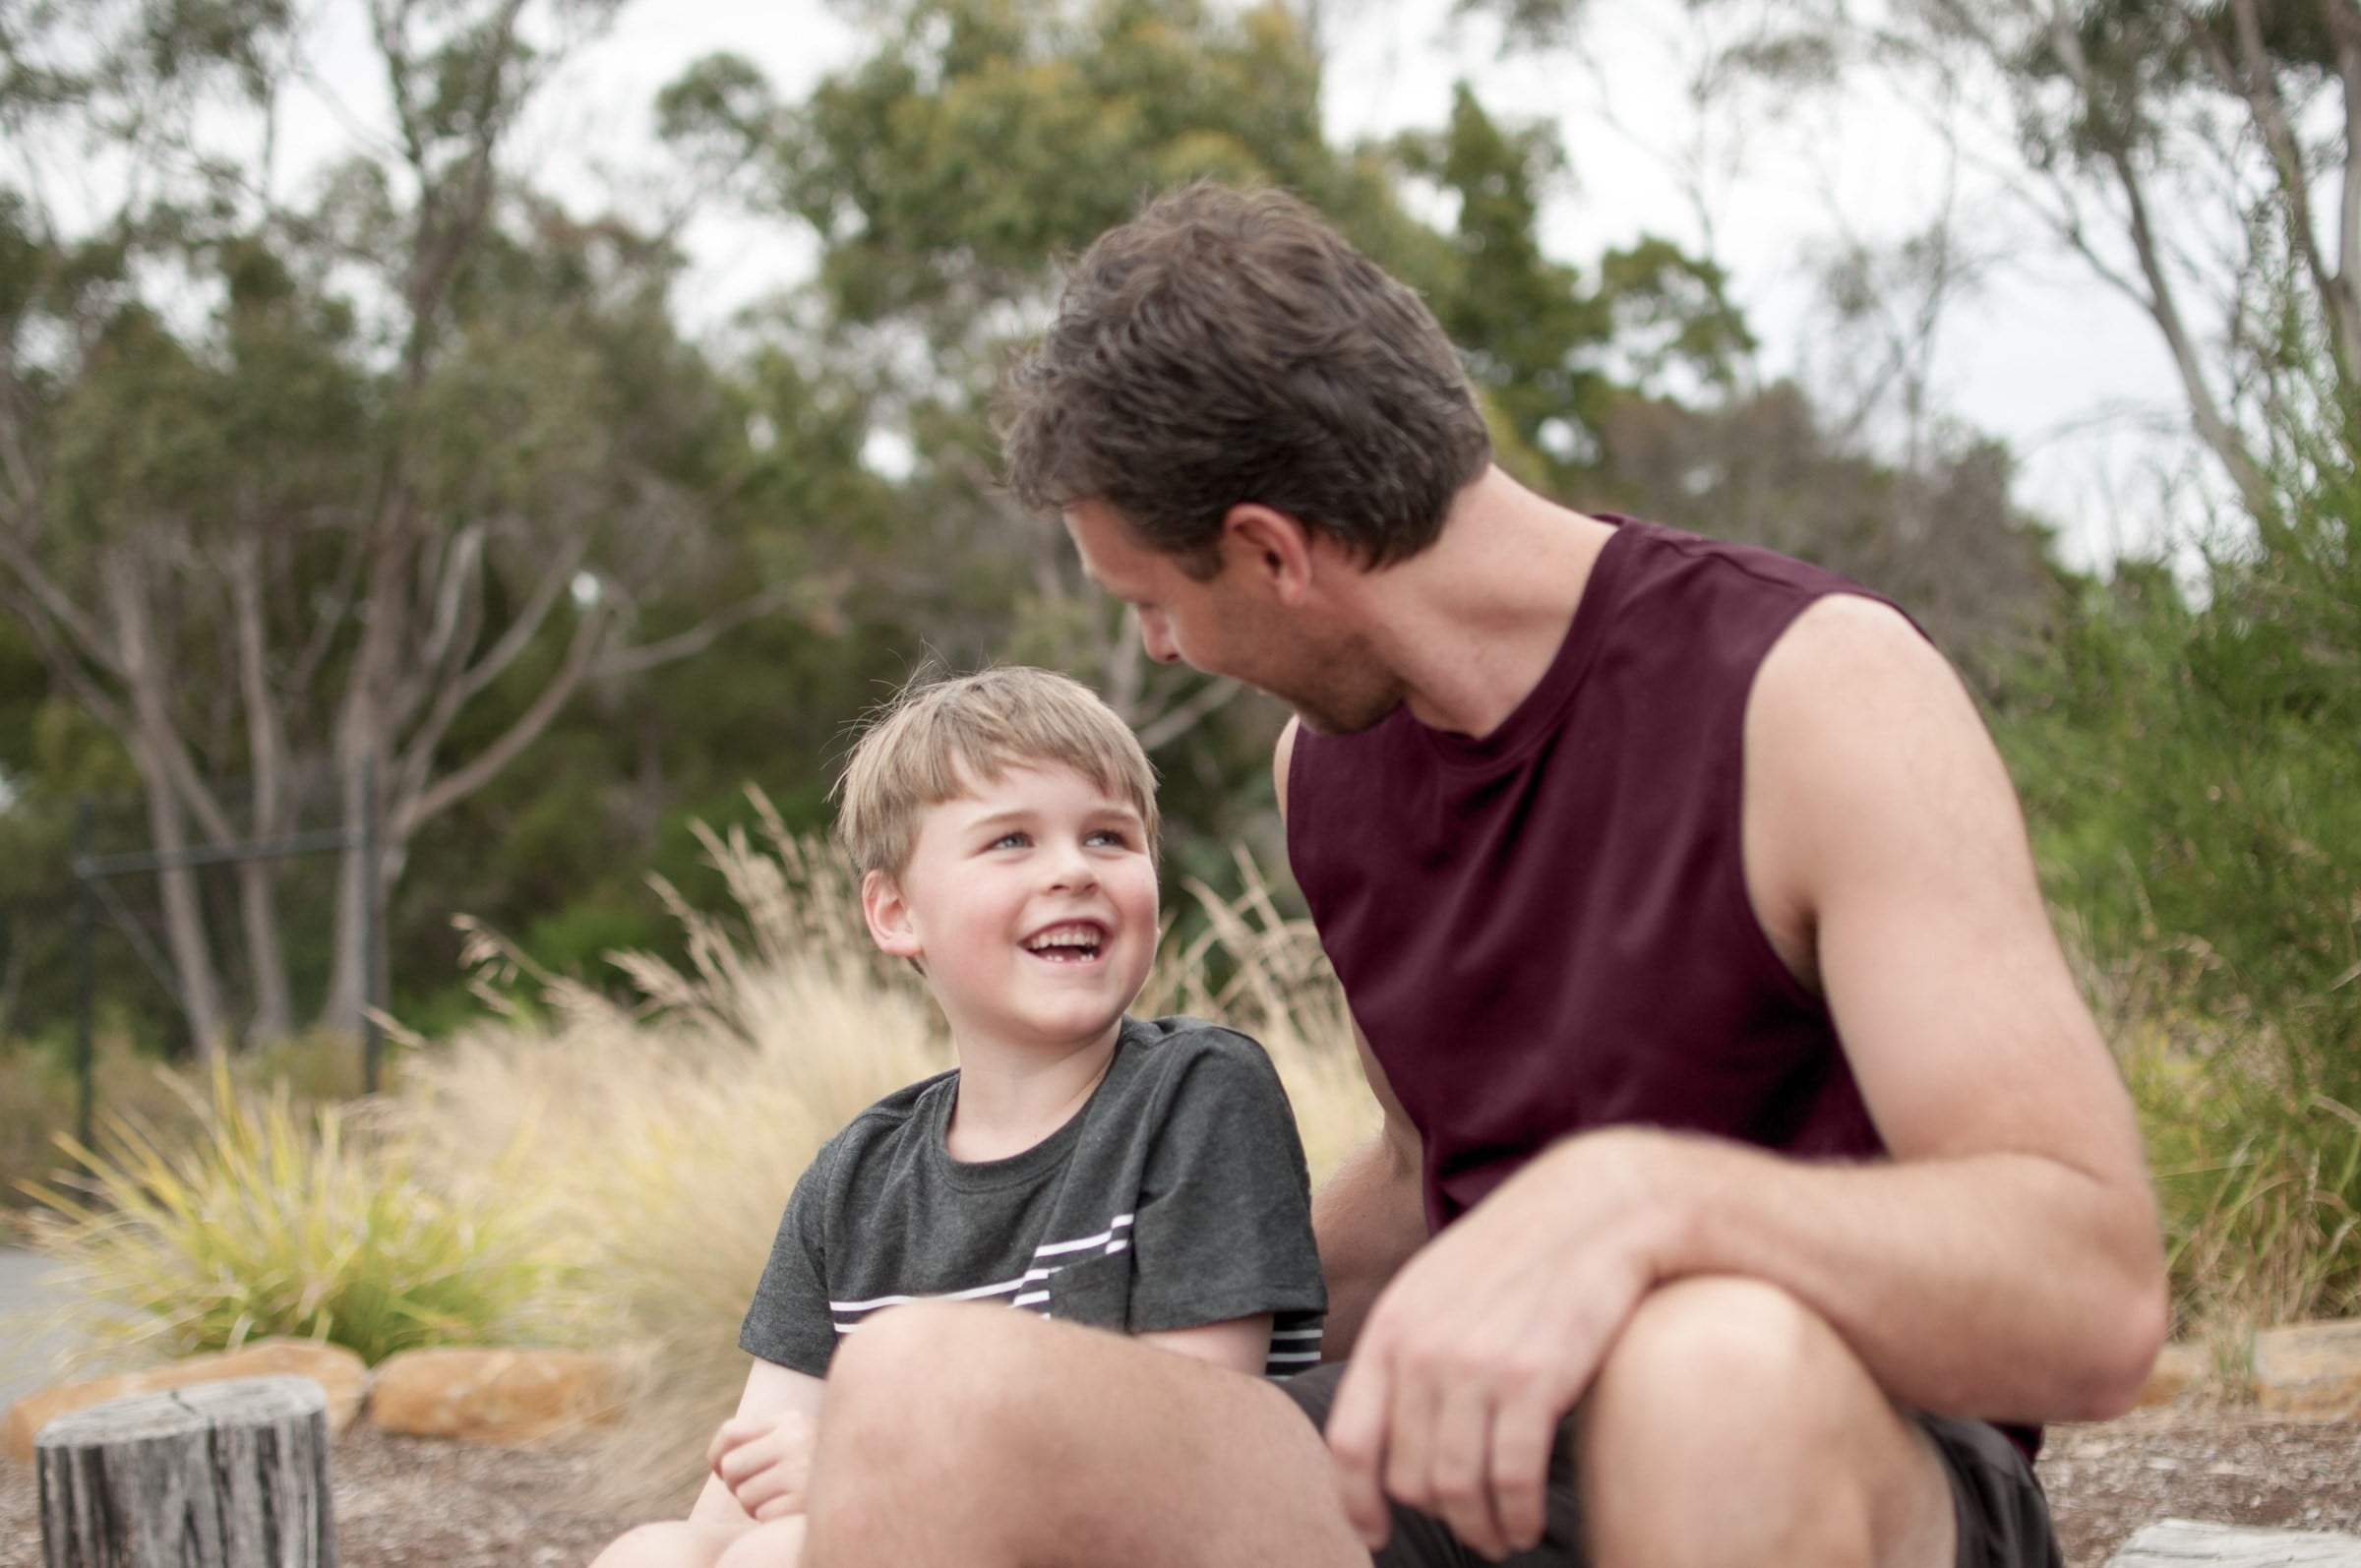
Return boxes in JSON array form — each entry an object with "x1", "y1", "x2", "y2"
[{"x1": 1275, "y1": 1362, "x2": 2063, "y2": 1568}]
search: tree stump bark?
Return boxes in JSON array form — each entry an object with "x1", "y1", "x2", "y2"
[{"x1": 33, "y1": 1374, "x2": 337, "y2": 1568}]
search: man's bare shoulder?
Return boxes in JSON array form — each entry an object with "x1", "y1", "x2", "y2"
[{"x1": 1745, "y1": 592, "x2": 2006, "y2": 875}]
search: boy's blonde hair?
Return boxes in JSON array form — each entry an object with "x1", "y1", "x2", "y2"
[{"x1": 835, "y1": 667, "x2": 1160, "y2": 879}]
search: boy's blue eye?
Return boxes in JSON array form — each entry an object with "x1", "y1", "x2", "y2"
[{"x1": 990, "y1": 832, "x2": 1029, "y2": 850}]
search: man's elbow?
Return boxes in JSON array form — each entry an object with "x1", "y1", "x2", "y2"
[{"x1": 2061, "y1": 1240, "x2": 2172, "y2": 1421}]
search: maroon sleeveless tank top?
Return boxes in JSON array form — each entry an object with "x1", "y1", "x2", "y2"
[{"x1": 1287, "y1": 514, "x2": 1889, "y2": 1231}]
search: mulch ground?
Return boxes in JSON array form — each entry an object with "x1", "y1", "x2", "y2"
[{"x1": 2, "y1": 1406, "x2": 2358, "y2": 1565}]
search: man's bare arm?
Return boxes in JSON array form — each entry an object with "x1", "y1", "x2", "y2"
[
  {"x1": 1325, "y1": 595, "x2": 2166, "y2": 1549},
  {"x1": 1682, "y1": 592, "x2": 2164, "y2": 1417},
  {"x1": 1312, "y1": 1027, "x2": 1427, "y2": 1360}
]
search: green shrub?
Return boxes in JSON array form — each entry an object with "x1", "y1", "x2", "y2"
[
  {"x1": 18, "y1": 1064, "x2": 574, "y2": 1367},
  {"x1": 2126, "y1": 1020, "x2": 2361, "y2": 1334},
  {"x1": 2000, "y1": 438, "x2": 2360, "y2": 1328}
]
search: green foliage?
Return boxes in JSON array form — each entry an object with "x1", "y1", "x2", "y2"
[
  {"x1": 2130, "y1": 1037, "x2": 2361, "y2": 1330},
  {"x1": 19, "y1": 1065, "x2": 572, "y2": 1365},
  {"x1": 2001, "y1": 434, "x2": 2360, "y2": 1325}
]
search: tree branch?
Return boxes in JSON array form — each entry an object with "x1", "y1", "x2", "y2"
[
  {"x1": 591, "y1": 578, "x2": 821, "y2": 680},
  {"x1": 394, "y1": 596, "x2": 613, "y2": 836}
]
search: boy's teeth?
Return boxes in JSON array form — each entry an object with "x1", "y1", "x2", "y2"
[{"x1": 1025, "y1": 925, "x2": 1102, "y2": 952}]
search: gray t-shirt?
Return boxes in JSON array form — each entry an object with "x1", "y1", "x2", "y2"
[{"x1": 740, "y1": 1015, "x2": 1327, "y2": 1379}]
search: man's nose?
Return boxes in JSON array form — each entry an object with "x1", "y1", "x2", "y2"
[{"x1": 1138, "y1": 609, "x2": 1180, "y2": 665}]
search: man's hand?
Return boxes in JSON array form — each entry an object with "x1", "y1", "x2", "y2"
[
  {"x1": 1322, "y1": 1131, "x2": 1681, "y2": 1561},
  {"x1": 709, "y1": 1408, "x2": 818, "y2": 1523}
]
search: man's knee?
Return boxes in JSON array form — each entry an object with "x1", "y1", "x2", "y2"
[
  {"x1": 1594, "y1": 1275, "x2": 1859, "y2": 1440},
  {"x1": 1581, "y1": 1278, "x2": 1943, "y2": 1568}
]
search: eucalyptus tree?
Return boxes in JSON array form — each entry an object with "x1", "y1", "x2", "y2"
[
  {"x1": 0, "y1": 1, "x2": 805, "y2": 1050},
  {"x1": 660, "y1": 0, "x2": 1759, "y2": 850}
]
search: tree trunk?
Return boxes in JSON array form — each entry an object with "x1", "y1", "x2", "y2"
[
  {"x1": 318, "y1": 755, "x2": 373, "y2": 1041},
  {"x1": 137, "y1": 759, "x2": 226, "y2": 1062},
  {"x1": 230, "y1": 550, "x2": 296, "y2": 1045},
  {"x1": 236, "y1": 860, "x2": 295, "y2": 1046},
  {"x1": 35, "y1": 1376, "x2": 337, "y2": 1568}
]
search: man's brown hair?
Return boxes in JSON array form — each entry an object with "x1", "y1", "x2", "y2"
[{"x1": 999, "y1": 182, "x2": 1490, "y2": 575}]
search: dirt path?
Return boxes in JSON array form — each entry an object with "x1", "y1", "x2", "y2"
[{"x1": 1, "y1": 1406, "x2": 2356, "y2": 1566}]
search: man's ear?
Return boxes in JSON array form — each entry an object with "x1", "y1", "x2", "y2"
[
  {"x1": 1221, "y1": 504, "x2": 1316, "y2": 605},
  {"x1": 862, "y1": 869, "x2": 923, "y2": 959}
]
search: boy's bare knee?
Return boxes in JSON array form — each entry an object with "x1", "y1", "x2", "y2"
[
  {"x1": 826, "y1": 1300, "x2": 1043, "y2": 1427},
  {"x1": 713, "y1": 1516, "x2": 807, "y2": 1568},
  {"x1": 591, "y1": 1520, "x2": 740, "y2": 1568}
]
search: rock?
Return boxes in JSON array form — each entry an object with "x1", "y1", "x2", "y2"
[
  {"x1": 2253, "y1": 1321, "x2": 2361, "y2": 1418},
  {"x1": 368, "y1": 1348, "x2": 624, "y2": 1443},
  {"x1": 2137, "y1": 1341, "x2": 2210, "y2": 1407},
  {"x1": 4, "y1": 1337, "x2": 367, "y2": 1462}
]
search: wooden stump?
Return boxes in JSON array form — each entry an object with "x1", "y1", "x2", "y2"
[{"x1": 33, "y1": 1374, "x2": 337, "y2": 1568}]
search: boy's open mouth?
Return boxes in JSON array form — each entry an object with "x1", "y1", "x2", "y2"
[{"x1": 1023, "y1": 921, "x2": 1107, "y2": 963}]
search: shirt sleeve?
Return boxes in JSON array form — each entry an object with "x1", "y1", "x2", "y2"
[
  {"x1": 739, "y1": 1138, "x2": 842, "y2": 1377},
  {"x1": 1122, "y1": 1028, "x2": 1329, "y2": 1336}
]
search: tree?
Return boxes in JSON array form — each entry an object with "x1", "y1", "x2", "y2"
[{"x1": 0, "y1": 1, "x2": 815, "y2": 1050}]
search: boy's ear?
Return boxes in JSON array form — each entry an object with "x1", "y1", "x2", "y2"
[{"x1": 862, "y1": 868, "x2": 924, "y2": 959}]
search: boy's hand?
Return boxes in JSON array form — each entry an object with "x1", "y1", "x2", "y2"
[{"x1": 708, "y1": 1408, "x2": 817, "y2": 1522}]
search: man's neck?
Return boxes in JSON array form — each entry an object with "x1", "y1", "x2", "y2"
[
  {"x1": 941, "y1": 1025, "x2": 1120, "y2": 1163},
  {"x1": 1341, "y1": 467, "x2": 1615, "y2": 740}
]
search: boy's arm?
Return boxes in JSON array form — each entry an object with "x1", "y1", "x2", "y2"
[
  {"x1": 1138, "y1": 1314, "x2": 1275, "y2": 1374},
  {"x1": 689, "y1": 1359, "x2": 826, "y2": 1526}
]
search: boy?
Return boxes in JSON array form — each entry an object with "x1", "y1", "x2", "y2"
[{"x1": 592, "y1": 666, "x2": 1326, "y2": 1568}]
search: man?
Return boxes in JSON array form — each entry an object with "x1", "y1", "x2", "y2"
[{"x1": 792, "y1": 184, "x2": 2164, "y2": 1568}]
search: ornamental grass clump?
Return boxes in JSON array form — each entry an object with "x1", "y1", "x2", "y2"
[{"x1": 17, "y1": 1064, "x2": 572, "y2": 1368}]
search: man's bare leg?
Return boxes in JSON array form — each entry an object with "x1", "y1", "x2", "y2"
[
  {"x1": 1581, "y1": 1277, "x2": 1958, "y2": 1568},
  {"x1": 798, "y1": 1300, "x2": 1368, "y2": 1568}
]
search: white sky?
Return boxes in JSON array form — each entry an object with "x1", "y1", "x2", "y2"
[{"x1": 266, "y1": 0, "x2": 2200, "y2": 570}]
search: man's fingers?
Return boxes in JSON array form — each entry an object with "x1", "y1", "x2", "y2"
[
  {"x1": 1486, "y1": 1391, "x2": 1560, "y2": 1555},
  {"x1": 1380, "y1": 1359, "x2": 1442, "y2": 1517},
  {"x1": 1426, "y1": 1377, "x2": 1507, "y2": 1559},
  {"x1": 1324, "y1": 1358, "x2": 1397, "y2": 1549}
]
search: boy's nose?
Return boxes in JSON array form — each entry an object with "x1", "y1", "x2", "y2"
[{"x1": 1043, "y1": 842, "x2": 1100, "y2": 891}]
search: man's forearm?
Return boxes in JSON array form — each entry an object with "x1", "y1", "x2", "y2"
[
  {"x1": 1574, "y1": 1128, "x2": 2166, "y2": 1423},
  {"x1": 1312, "y1": 1129, "x2": 1428, "y2": 1360}
]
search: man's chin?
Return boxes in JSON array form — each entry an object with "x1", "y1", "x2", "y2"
[{"x1": 1290, "y1": 695, "x2": 1399, "y2": 738}]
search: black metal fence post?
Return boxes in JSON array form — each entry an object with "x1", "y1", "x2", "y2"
[{"x1": 361, "y1": 760, "x2": 382, "y2": 1097}]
